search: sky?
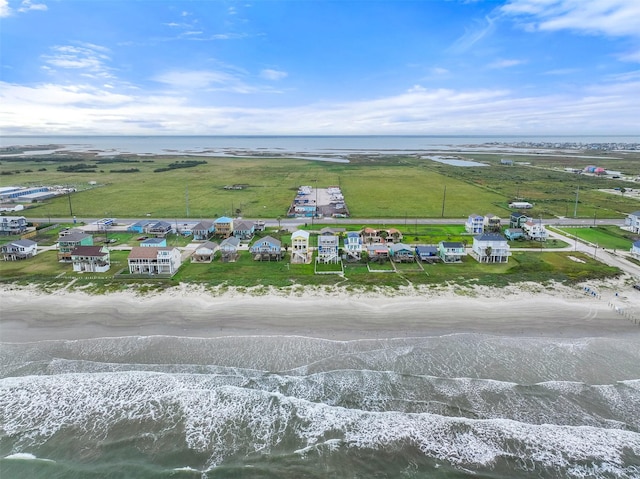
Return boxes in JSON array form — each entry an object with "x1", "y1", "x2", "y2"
[{"x1": 1, "y1": 0, "x2": 639, "y2": 136}]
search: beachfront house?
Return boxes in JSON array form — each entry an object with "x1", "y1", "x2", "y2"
[
  {"x1": 366, "y1": 243, "x2": 389, "y2": 260},
  {"x1": 1, "y1": 239, "x2": 37, "y2": 261},
  {"x1": 385, "y1": 228, "x2": 403, "y2": 243},
  {"x1": 483, "y1": 214, "x2": 501, "y2": 233},
  {"x1": 0, "y1": 216, "x2": 27, "y2": 235},
  {"x1": 522, "y1": 220, "x2": 548, "y2": 241},
  {"x1": 58, "y1": 232, "x2": 93, "y2": 262},
  {"x1": 71, "y1": 245, "x2": 110, "y2": 273},
  {"x1": 465, "y1": 214, "x2": 484, "y2": 234},
  {"x1": 631, "y1": 240, "x2": 640, "y2": 258},
  {"x1": 192, "y1": 241, "x2": 219, "y2": 263},
  {"x1": 250, "y1": 235, "x2": 282, "y2": 261},
  {"x1": 317, "y1": 234, "x2": 340, "y2": 264},
  {"x1": 291, "y1": 230, "x2": 310, "y2": 263},
  {"x1": 625, "y1": 211, "x2": 640, "y2": 234},
  {"x1": 219, "y1": 236, "x2": 240, "y2": 262},
  {"x1": 343, "y1": 231, "x2": 363, "y2": 261},
  {"x1": 147, "y1": 221, "x2": 173, "y2": 237},
  {"x1": 233, "y1": 220, "x2": 255, "y2": 240},
  {"x1": 140, "y1": 237, "x2": 167, "y2": 247},
  {"x1": 510, "y1": 212, "x2": 530, "y2": 229},
  {"x1": 361, "y1": 227, "x2": 381, "y2": 244},
  {"x1": 192, "y1": 221, "x2": 215, "y2": 241},
  {"x1": 128, "y1": 246, "x2": 182, "y2": 276},
  {"x1": 389, "y1": 243, "x2": 415, "y2": 262},
  {"x1": 472, "y1": 233, "x2": 511, "y2": 263},
  {"x1": 438, "y1": 241, "x2": 466, "y2": 263},
  {"x1": 214, "y1": 216, "x2": 234, "y2": 238},
  {"x1": 505, "y1": 228, "x2": 525, "y2": 241},
  {"x1": 415, "y1": 245, "x2": 438, "y2": 262},
  {"x1": 128, "y1": 220, "x2": 154, "y2": 234}
]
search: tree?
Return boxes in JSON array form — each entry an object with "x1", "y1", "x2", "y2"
[{"x1": 484, "y1": 246, "x2": 493, "y2": 263}]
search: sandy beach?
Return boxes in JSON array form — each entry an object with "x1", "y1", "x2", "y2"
[{"x1": 2, "y1": 281, "x2": 639, "y2": 342}]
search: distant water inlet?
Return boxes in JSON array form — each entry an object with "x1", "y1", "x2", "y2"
[
  {"x1": 1, "y1": 334, "x2": 639, "y2": 478},
  {"x1": 423, "y1": 155, "x2": 489, "y2": 167}
]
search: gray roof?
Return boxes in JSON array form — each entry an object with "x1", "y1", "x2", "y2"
[
  {"x1": 474, "y1": 233, "x2": 507, "y2": 242},
  {"x1": 220, "y1": 236, "x2": 240, "y2": 247},
  {"x1": 193, "y1": 220, "x2": 214, "y2": 231},
  {"x1": 630, "y1": 211, "x2": 640, "y2": 217},
  {"x1": 9, "y1": 239, "x2": 37, "y2": 247},
  {"x1": 441, "y1": 241, "x2": 464, "y2": 248},
  {"x1": 59, "y1": 232, "x2": 91, "y2": 242}
]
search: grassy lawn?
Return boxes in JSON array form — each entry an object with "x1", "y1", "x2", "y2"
[
  {"x1": 0, "y1": 248, "x2": 620, "y2": 290},
  {"x1": 557, "y1": 226, "x2": 637, "y2": 250}
]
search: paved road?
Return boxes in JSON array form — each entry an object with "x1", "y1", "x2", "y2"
[{"x1": 31, "y1": 216, "x2": 627, "y2": 228}]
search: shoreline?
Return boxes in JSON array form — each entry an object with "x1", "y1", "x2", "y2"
[{"x1": 2, "y1": 281, "x2": 639, "y2": 343}]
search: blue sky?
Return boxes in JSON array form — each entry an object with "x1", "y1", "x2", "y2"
[{"x1": 1, "y1": 0, "x2": 639, "y2": 135}]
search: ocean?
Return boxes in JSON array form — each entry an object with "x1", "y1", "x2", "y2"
[
  {"x1": 1, "y1": 135, "x2": 638, "y2": 158},
  {"x1": 1, "y1": 333, "x2": 639, "y2": 478}
]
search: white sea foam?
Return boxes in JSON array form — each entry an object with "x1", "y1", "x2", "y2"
[
  {"x1": 3, "y1": 452, "x2": 55, "y2": 463},
  {"x1": 1, "y1": 371, "x2": 639, "y2": 477}
]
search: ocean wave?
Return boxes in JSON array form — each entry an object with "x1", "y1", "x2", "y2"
[{"x1": 2, "y1": 372, "x2": 639, "y2": 477}]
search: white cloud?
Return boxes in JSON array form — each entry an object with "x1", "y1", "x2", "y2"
[
  {"x1": 449, "y1": 15, "x2": 496, "y2": 53},
  {"x1": 2, "y1": 78, "x2": 637, "y2": 135},
  {"x1": 488, "y1": 59, "x2": 527, "y2": 69},
  {"x1": 42, "y1": 43, "x2": 114, "y2": 79},
  {"x1": 18, "y1": 0, "x2": 47, "y2": 13},
  {"x1": 260, "y1": 69, "x2": 287, "y2": 81},
  {"x1": 501, "y1": 0, "x2": 640, "y2": 38},
  {"x1": 0, "y1": 0, "x2": 10, "y2": 17},
  {"x1": 1, "y1": 0, "x2": 47, "y2": 16},
  {"x1": 153, "y1": 70, "x2": 240, "y2": 90}
]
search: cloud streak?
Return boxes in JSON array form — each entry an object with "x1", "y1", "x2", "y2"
[{"x1": 1, "y1": 79, "x2": 637, "y2": 135}]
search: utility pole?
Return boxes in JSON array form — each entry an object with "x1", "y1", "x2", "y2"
[
  {"x1": 67, "y1": 191, "x2": 74, "y2": 217},
  {"x1": 573, "y1": 185, "x2": 580, "y2": 218},
  {"x1": 185, "y1": 185, "x2": 189, "y2": 217},
  {"x1": 441, "y1": 185, "x2": 446, "y2": 218}
]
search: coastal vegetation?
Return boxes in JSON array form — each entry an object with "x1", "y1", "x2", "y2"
[
  {"x1": 0, "y1": 225, "x2": 621, "y2": 292},
  {"x1": 2, "y1": 150, "x2": 639, "y2": 219}
]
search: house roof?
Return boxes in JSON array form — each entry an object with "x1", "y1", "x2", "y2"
[
  {"x1": 71, "y1": 246, "x2": 107, "y2": 257},
  {"x1": 320, "y1": 227, "x2": 345, "y2": 234},
  {"x1": 128, "y1": 246, "x2": 176, "y2": 259},
  {"x1": 505, "y1": 228, "x2": 524, "y2": 233},
  {"x1": 441, "y1": 241, "x2": 464, "y2": 248},
  {"x1": 468, "y1": 214, "x2": 483, "y2": 219},
  {"x1": 196, "y1": 241, "x2": 219, "y2": 251},
  {"x1": 634, "y1": 240, "x2": 640, "y2": 247},
  {"x1": 390, "y1": 243, "x2": 412, "y2": 253},
  {"x1": 193, "y1": 220, "x2": 214, "y2": 230},
  {"x1": 149, "y1": 221, "x2": 172, "y2": 229},
  {"x1": 131, "y1": 220, "x2": 154, "y2": 228},
  {"x1": 254, "y1": 235, "x2": 281, "y2": 247},
  {"x1": 215, "y1": 216, "x2": 233, "y2": 223},
  {"x1": 510, "y1": 212, "x2": 528, "y2": 218},
  {"x1": 8, "y1": 239, "x2": 37, "y2": 247},
  {"x1": 59, "y1": 232, "x2": 91, "y2": 242},
  {"x1": 234, "y1": 220, "x2": 254, "y2": 230},
  {"x1": 415, "y1": 245, "x2": 437, "y2": 254},
  {"x1": 292, "y1": 230, "x2": 310, "y2": 239},
  {"x1": 220, "y1": 236, "x2": 240, "y2": 247},
  {"x1": 474, "y1": 233, "x2": 507, "y2": 242},
  {"x1": 629, "y1": 211, "x2": 640, "y2": 217},
  {"x1": 141, "y1": 238, "x2": 166, "y2": 245},
  {"x1": 346, "y1": 231, "x2": 360, "y2": 237}
]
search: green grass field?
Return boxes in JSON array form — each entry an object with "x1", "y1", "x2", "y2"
[
  {"x1": 556, "y1": 225, "x2": 636, "y2": 250},
  {"x1": 5, "y1": 150, "x2": 639, "y2": 220}
]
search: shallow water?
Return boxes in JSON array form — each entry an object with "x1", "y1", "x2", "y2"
[{"x1": 1, "y1": 333, "x2": 639, "y2": 478}]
